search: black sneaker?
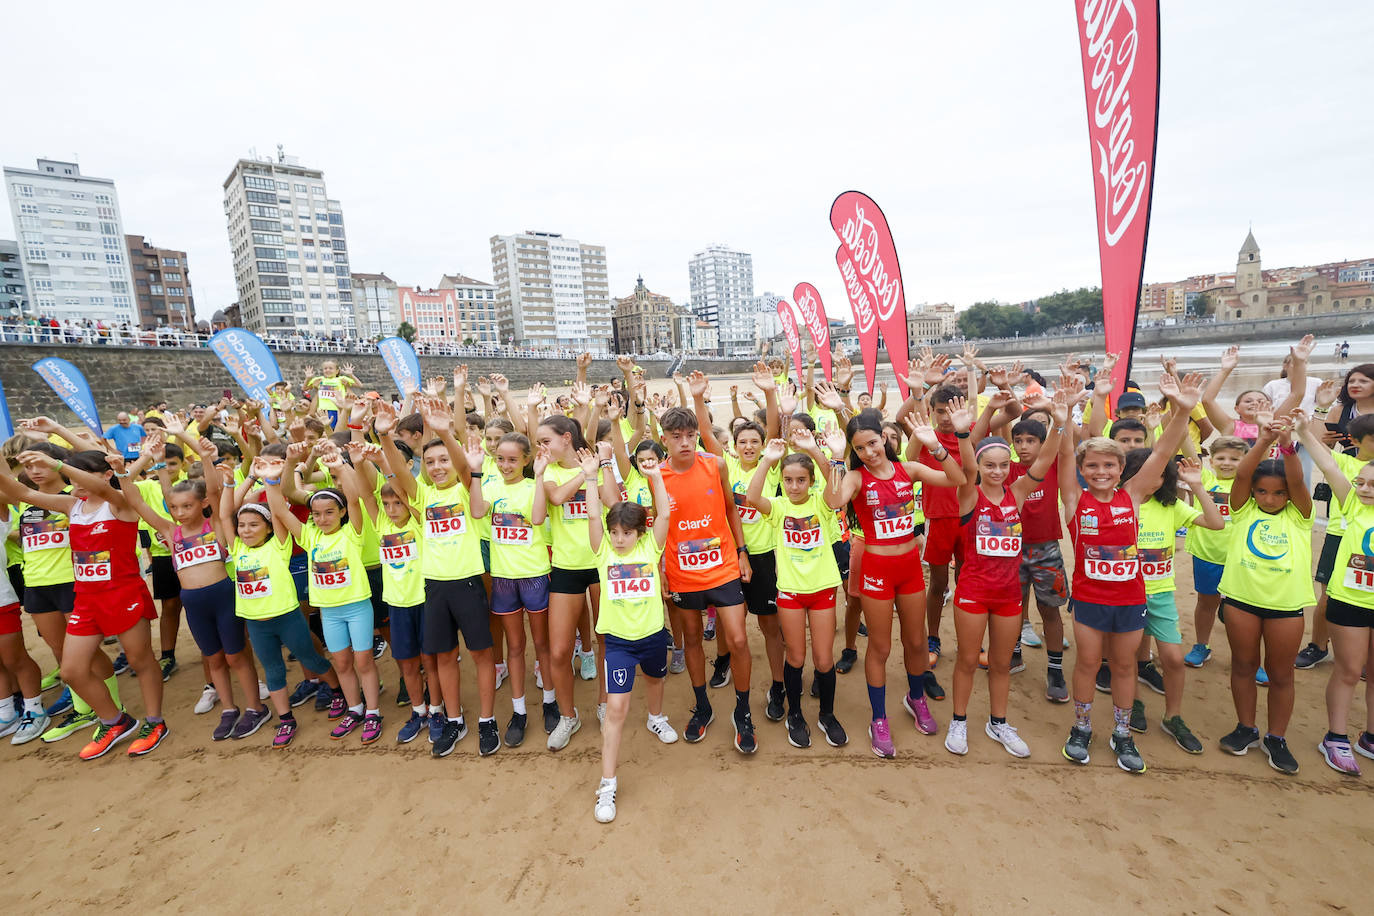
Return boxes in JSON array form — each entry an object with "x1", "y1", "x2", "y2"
[
  {"x1": 858, "y1": 623, "x2": 868, "y2": 638},
  {"x1": 1009, "y1": 649, "x2": 1025, "y2": 675},
  {"x1": 1294, "y1": 642, "x2": 1330, "y2": 669},
  {"x1": 314, "y1": 686, "x2": 334, "y2": 713},
  {"x1": 478, "y1": 719, "x2": 501, "y2": 756},
  {"x1": 396, "y1": 680, "x2": 410, "y2": 708},
  {"x1": 505, "y1": 712, "x2": 527, "y2": 748},
  {"x1": 809, "y1": 676, "x2": 819, "y2": 699},
  {"x1": 1129, "y1": 699, "x2": 1147, "y2": 734},
  {"x1": 684, "y1": 706, "x2": 714, "y2": 743},
  {"x1": 542, "y1": 701, "x2": 559, "y2": 735},
  {"x1": 785, "y1": 710, "x2": 811, "y2": 748},
  {"x1": 1162, "y1": 715, "x2": 1204, "y2": 754},
  {"x1": 1094, "y1": 662, "x2": 1111, "y2": 694},
  {"x1": 835, "y1": 648, "x2": 858, "y2": 674},
  {"x1": 923, "y1": 673, "x2": 946, "y2": 701},
  {"x1": 112, "y1": 652, "x2": 130, "y2": 676},
  {"x1": 1137, "y1": 661, "x2": 1165, "y2": 695},
  {"x1": 818, "y1": 713, "x2": 848, "y2": 747},
  {"x1": 1262, "y1": 734, "x2": 1299, "y2": 774},
  {"x1": 159, "y1": 657, "x2": 177, "y2": 681},
  {"x1": 733, "y1": 709, "x2": 758, "y2": 754},
  {"x1": 765, "y1": 684, "x2": 785, "y2": 722},
  {"x1": 288, "y1": 679, "x2": 320, "y2": 708},
  {"x1": 1062, "y1": 725, "x2": 1092, "y2": 764},
  {"x1": 709, "y1": 655, "x2": 732, "y2": 689},
  {"x1": 1045, "y1": 666, "x2": 1069, "y2": 703},
  {"x1": 372, "y1": 635, "x2": 387, "y2": 660},
  {"x1": 1219, "y1": 723, "x2": 1261, "y2": 755},
  {"x1": 1110, "y1": 732, "x2": 1146, "y2": 773},
  {"x1": 432, "y1": 719, "x2": 467, "y2": 757}
]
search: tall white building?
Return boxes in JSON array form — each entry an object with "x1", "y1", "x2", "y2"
[
  {"x1": 222, "y1": 150, "x2": 353, "y2": 335},
  {"x1": 688, "y1": 244, "x2": 754, "y2": 356},
  {"x1": 3, "y1": 158, "x2": 136, "y2": 324},
  {"x1": 490, "y1": 230, "x2": 610, "y2": 352},
  {"x1": 752, "y1": 291, "x2": 784, "y2": 351}
]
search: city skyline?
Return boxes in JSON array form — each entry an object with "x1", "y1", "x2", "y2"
[{"x1": 1, "y1": 2, "x2": 1371, "y2": 333}]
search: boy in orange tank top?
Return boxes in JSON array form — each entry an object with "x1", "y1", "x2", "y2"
[{"x1": 657, "y1": 406, "x2": 759, "y2": 754}]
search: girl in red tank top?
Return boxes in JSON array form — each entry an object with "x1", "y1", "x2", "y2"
[
  {"x1": 1056, "y1": 370, "x2": 1204, "y2": 774},
  {"x1": 946, "y1": 404, "x2": 1063, "y2": 760},
  {"x1": 0, "y1": 449, "x2": 167, "y2": 759},
  {"x1": 828, "y1": 406, "x2": 970, "y2": 759}
]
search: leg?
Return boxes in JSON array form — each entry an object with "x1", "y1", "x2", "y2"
[
  {"x1": 844, "y1": 591, "x2": 862, "y2": 651},
  {"x1": 600, "y1": 691, "x2": 632, "y2": 780},
  {"x1": 203, "y1": 651, "x2": 238, "y2": 711},
  {"x1": 60, "y1": 634, "x2": 118, "y2": 719},
  {"x1": 985, "y1": 611, "x2": 1021, "y2": 720},
  {"x1": 717, "y1": 603, "x2": 752, "y2": 688},
  {"x1": 353, "y1": 647, "x2": 381, "y2": 710},
  {"x1": 331, "y1": 648, "x2": 362, "y2": 706},
  {"x1": 1070, "y1": 621, "x2": 1106, "y2": 705},
  {"x1": 398, "y1": 657, "x2": 424, "y2": 709},
  {"x1": 500, "y1": 613, "x2": 528, "y2": 705},
  {"x1": 158, "y1": 595, "x2": 183, "y2": 660},
  {"x1": 778, "y1": 605, "x2": 807, "y2": 715},
  {"x1": 0, "y1": 633, "x2": 42, "y2": 698},
  {"x1": 1325, "y1": 623, "x2": 1368, "y2": 735},
  {"x1": 1157, "y1": 640, "x2": 1186, "y2": 720},
  {"x1": 951, "y1": 609, "x2": 988, "y2": 719},
  {"x1": 528, "y1": 611, "x2": 553, "y2": 700},
  {"x1": 1194, "y1": 593, "x2": 1222, "y2": 646},
  {"x1": 757, "y1": 613, "x2": 784, "y2": 685},
  {"x1": 1259, "y1": 616, "x2": 1304, "y2": 736},
  {"x1": 435, "y1": 648, "x2": 461, "y2": 715},
  {"x1": 895, "y1": 589, "x2": 930, "y2": 680},
  {"x1": 33, "y1": 611, "x2": 68, "y2": 664},
  {"x1": 548, "y1": 593, "x2": 581, "y2": 714},
  {"x1": 1107, "y1": 629, "x2": 1144, "y2": 714},
  {"x1": 1038, "y1": 598, "x2": 1065, "y2": 652},
  {"x1": 117, "y1": 620, "x2": 163, "y2": 718},
  {"x1": 861, "y1": 596, "x2": 894, "y2": 694},
  {"x1": 470, "y1": 647, "x2": 496, "y2": 719},
  {"x1": 1224, "y1": 607, "x2": 1263, "y2": 728},
  {"x1": 1311, "y1": 587, "x2": 1330, "y2": 651},
  {"x1": 925, "y1": 564, "x2": 949, "y2": 645},
  {"x1": 672, "y1": 601, "x2": 704, "y2": 685},
  {"x1": 808, "y1": 605, "x2": 836, "y2": 673}
]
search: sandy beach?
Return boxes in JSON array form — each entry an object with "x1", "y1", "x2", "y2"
[{"x1": 2, "y1": 519, "x2": 1370, "y2": 915}]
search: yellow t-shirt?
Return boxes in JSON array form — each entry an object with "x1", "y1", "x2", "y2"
[
  {"x1": 595, "y1": 535, "x2": 666, "y2": 641},
  {"x1": 376, "y1": 514, "x2": 424, "y2": 608},
  {"x1": 1326, "y1": 489, "x2": 1374, "y2": 608},
  {"x1": 767, "y1": 491, "x2": 842, "y2": 594},
  {"x1": 1137, "y1": 498, "x2": 1201, "y2": 595},
  {"x1": 17, "y1": 497, "x2": 74, "y2": 586},
  {"x1": 230, "y1": 535, "x2": 298, "y2": 620},
  {"x1": 1184, "y1": 468, "x2": 1234, "y2": 565},
  {"x1": 410, "y1": 479, "x2": 483, "y2": 581},
  {"x1": 544, "y1": 462, "x2": 606, "y2": 570},
  {"x1": 485, "y1": 474, "x2": 551, "y2": 579},
  {"x1": 1218, "y1": 500, "x2": 1315, "y2": 612},
  {"x1": 726, "y1": 456, "x2": 779, "y2": 555},
  {"x1": 298, "y1": 522, "x2": 371, "y2": 608}
]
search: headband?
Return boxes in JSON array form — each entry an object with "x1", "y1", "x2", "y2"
[
  {"x1": 237, "y1": 503, "x2": 271, "y2": 521},
  {"x1": 308, "y1": 490, "x2": 346, "y2": 508},
  {"x1": 975, "y1": 439, "x2": 1011, "y2": 459}
]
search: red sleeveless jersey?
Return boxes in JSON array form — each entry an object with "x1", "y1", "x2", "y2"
[
  {"x1": 660, "y1": 453, "x2": 738, "y2": 592},
  {"x1": 1009, "y1": 459, "x2": 1062, "y2": 543},
  {"x1": 68, "y1": 499, "x2": 143, "y2": 593},
  {"x1": 955, "y1": 487, "x2": 1023, "y2": 604},
  {"x1": 917, "y1": 431, "x2": 961, "y2": 519},
  {"x1": 1067, "y1": 488, "x2": 1144, "y2": 605},
  {"x1": 853, "y1": 462, "x2": 920, "y2": 546}
]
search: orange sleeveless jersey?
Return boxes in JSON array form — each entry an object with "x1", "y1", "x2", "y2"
[{"x1": 660, "y1": 452, "x2": 739, "y2": 592}]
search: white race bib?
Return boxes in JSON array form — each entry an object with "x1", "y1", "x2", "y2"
[
  {"x1": 609, "y1": 575, "x2": 654, "y2": 599},
  {"x1": 678, "y1": 540, "x2": 723, "y2": 571},
  {"x1": 312, "y1": 567, "x2": 352, "y2": 589},
  {"x1": 872, "y1": 511, "x2": 914, "y2": 541},
  {"x1": 1342, "y1": 559, "x2": 1374, "y2": 593},
  {"x1": 737, "y1": 505, "x2": 761, "y2": 524},
  {"x1": 975, "y1": 534, "x2": 1021, "y2": 557},
  {"x1": 1141, "y1": 557, "x2": 1173, "y2": 581},
  {"x1": 426, "y1": 512, "x2": 466, "y2": 538},
  {"x1": 236, "y1": 578, "x2": 273, "y2": 599},
  {"x1": 493, "y1": 525, "x2": 532, "y2": 546},
  {"x1": 74, "y1": 560, "x2": 111, "y2": 582},
  {"x1": 380, "y1": 541, "x2": 417, "y2": 563},
  {"x1": 782, "y1": 523, "x2": 823, "y2": 550},
  {"x1": 1085, "y1": 557, "x2": 1139, "y2": 582},
  {"x1": 564, "y1": 493, "x2": 590, "y2": 521},
  {"x1": 173, "y1": 542, "x2": 222, "y2": 571},
  {"x1": 22, "y1": 528, "x2": 68, "y2": 552}
]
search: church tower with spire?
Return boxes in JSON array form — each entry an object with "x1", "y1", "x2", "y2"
[{"x1": 1237, "y1": 228, "x2": 1262, "y2": 292}]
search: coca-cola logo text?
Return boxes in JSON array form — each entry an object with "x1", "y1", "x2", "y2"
[
  {"x1": 1083, "y1": 0, "x2": 1147, "y2": 247},
  {"x1": 837, "y1": 202, "x2": 901, "y2": 321},
  {"x1": 837, "y1": 255, "x2": 876, "y2": 334}
]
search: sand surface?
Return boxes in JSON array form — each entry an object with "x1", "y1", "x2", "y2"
[{"x1": 2, "y1": 523, "x2": 1371, "y2": 915}]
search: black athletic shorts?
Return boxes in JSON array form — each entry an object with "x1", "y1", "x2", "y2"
[
  {"x1": 741, "y1": 550, "x2": 777, "y2": 615},
  {"x1": 149, "y1": 555, "x2": 180, "y2": 600},
  {"x1": 422, "y1": 576, "x2": 493, "y2": 654},
  {"x1": 669, "y1": 578, "x2": 746, "y2": 612}
]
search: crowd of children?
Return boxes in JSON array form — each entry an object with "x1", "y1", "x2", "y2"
[{"x1": 2, "y1": 343, "x2": 1372, "y2": 822}]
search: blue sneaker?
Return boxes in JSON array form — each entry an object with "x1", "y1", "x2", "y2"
[
  {"x1": 44, "y1": 687, "x2": 73, "y2": 718},
  {"x1": 287, "y1": 679, "x2": 320, "y2": 708},
  {"x1": 427, "y1": 711, "x2": 446, "y2": 744},
  {"x1": 1256, "y1": 666, "x2": 1269, "y2": 686},
  {"x1": 397, "y1": 711, "x2": 426, "y2": 744},
  {"x1": 1184, "y1": 644, "x2": 1211, "y2": 668}
]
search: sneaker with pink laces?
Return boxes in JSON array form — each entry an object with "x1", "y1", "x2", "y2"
[
  {"x1": 869, "y1": 717, "x2": 896, "y2": 758},
  {"x1": 272, "y1": 718, "x2": 297, "y2": 748},
  {"x1": 330, "y1": 711, "x2": 362, "y2": 739},
  {"x1": 1320, "y1": 737, "x2": 1361, "y2": 775},
  {"x1": 360, "y1": 713, "x2": 384, "y2": 745},
  {"x1": 903, "y1": 693, "x2": 938, "y2": 735}
]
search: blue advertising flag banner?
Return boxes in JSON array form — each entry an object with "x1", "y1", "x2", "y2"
[
  {"x1": 32, "y1": 357, "x2": 103, "y2": 438},
  {"x1": 377, "y1": 337, "x2": 422, "y2": 395},
  {"x1": 0, "y1": 377, "x2": 12, "y2": 440},
  {"x1": 208, "y1": 328, "x2": 284, "y2": 402}
]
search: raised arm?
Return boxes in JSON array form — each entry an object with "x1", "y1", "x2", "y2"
[
  {"x1": 260, "y1": 455, "x2": 304, "y2": 540},
  {"x1": 1010, "y1": 394, "x2": 1067, "y2": 506},
  {"x1": 1229, "y1": 425, "x2": 1274, "y2": 512},
  {"x1": 420, "y1": 397, "x2": 471, "y2": 489},
  {"x1": 747, "y1": 439, "x2": 786, "y2": 514},
  {"x1": 582, "y1": 449, "x2": 604, "y2": 554},
  {"x1": 1200, "y1": 346, "x2": 1239, "y2": 437},
  {"x1": 1294, "y1": 409, "x2": 1353, "y2": 505},
  {"x1": 687, "y1": 371, "x2": 723, "y2": 457},
  {"x1": 531, "y1": 446, "x2": 551, "y2": 526},
  {"x1": 751, "y1": 361, "x2": 780, "y2": 440},
  {"x1": 1177, "y1": 458, "x2": 1224, "y2": 531},
  {"x1": 644, "y1": 462, "x2": 671, "y2": 549},
  {"x1": 373, "y1": 402, "x2": 417, "y2": 502},
  {"x1": 1124, "y1": 372, "x2": 1203, "y2": 505},
  {"x1": 1273, "y1": 335, "x2": 1315, "y2": 418}
]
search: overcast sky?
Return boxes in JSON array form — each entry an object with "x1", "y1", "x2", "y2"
[{"x1": 4, "y1": 1, "x2": 1371, "y2": 325}]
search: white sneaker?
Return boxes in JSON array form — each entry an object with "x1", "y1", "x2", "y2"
[
  {"x1": 596, "y1": 702, "x2": 607, "y2": 729},
  {"x1": 594, "y1": 778, "x2": 617, "y2": 823},
  {"x1": 669, "y1": 648, "x2": 686, "y2": 675},
  {"x1": 0, "y1": 714, "x2": 21, "y2": 739},
  {"x1": 1020, "y1": 621, "x2": 1043, "y2": 648},
  {"x1": 194, "y1": 685, "x2": 218, "y2": 715},
  {"x1": 12, "y1": 710, "x2": 50, "y2": 745},
  {"x1": 258, "y1": 681, "x2": 269, "y2": 701},
  {"x1": 534, "y1": 660, "x2": 543, "y2": 690},
  {"x1": 495, "y1": 662, "x2": 508, "y2": 691},
  {"x1": 547, "y1": 710, "x2": 581, "y2": 751},
  {"x1": 647, "y1": 713, "x2": 679, "y2": 744},
  {"x1": 944, "y1": 718, "x2": 968, "y2": 755},
  {"x1": 986, "y1": 720, "x2": 1031, "y2": 758}
]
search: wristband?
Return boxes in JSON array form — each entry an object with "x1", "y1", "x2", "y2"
[
  {"x1": 264, "y1": 477, "x2": 282, "y2": 486},
  {"x1": 114, "y1": 471, "x2": 130, "y2": 478},
  {"x1": 247, "y1": 476, "x2": 259, "y2": 484},
  {"x1": 583, "y1": 474, "x2": 596, "y2": 482},
  {"x1": 737, "y1": 546, "x2": 748, "y2": 554},
  {"x1": 54, "y1": 460, "x2": 64, "y2": 471},
  {"x1": 347, "y1": 423, "x2": 365, "y2": 430},
  {"x1": 934, "y1": 447, "x2": 949, "y2": 461},
  {"x1": 954, "y1": 432, "x2": 970, "y2": 439},
  {"x1": 1279, "y1": 443, "x2": 1298, "y2": 456},
  {"x1": 151, "y1": 461, "x2": 167, "y2": 471},
  {"x1": 1313, "y1": 407, "x2": 1330, "y2": 415}
]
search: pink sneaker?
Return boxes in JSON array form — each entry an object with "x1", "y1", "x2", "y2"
[
  {"x1": 330, "y1": 712, "x2": 362, "y2": 739},
  {"x1": 272, "y1": 718, "x2": 297, "y2": 748},
  {"x1": 360, "y1": 713, "x2": 383, "y2": 745},
  {"x1": 903, "y1": 693, "x2": 938, "y2": 735},
  {"x1": 869, "y1": 717, "x2": 896, "y2": 758},
  {"x1": 1320, "y1": 737, "x2": 1361, "y2": 775}
]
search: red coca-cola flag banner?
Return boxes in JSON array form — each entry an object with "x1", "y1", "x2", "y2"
[
  {"x1": 1074, "y1": 0, "x2": 1160, "y2": 400},
  {"x1": 830, "y1": 191, "x2": 910, "y2": 399},
  {"x1": 777, "y1": 299, "x2": 805, "y2": 390},
  {"x1": 793, "y1": 282, "x2": 832, "y2": 381}
]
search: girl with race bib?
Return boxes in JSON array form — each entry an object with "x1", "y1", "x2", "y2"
[
  {"x1": 1296, "y1": 410, "x2": 1374, "y2": 774},
  {"x1": 1118, "y1": 452, "x2": 1223, "y2": 754},
  {"x1": 1183, "y1": 437, "x2": 1249, "y2": 669},
  {"x1": 1058, "y1": 372, "x2": 1202, "y2": 774},
  {"x1": 224, "y1": 458, "x2": 334, "y2": 749},
  {"x1": 945, "y1": 397, "x2": 1062, "y2": 759},
  {"x1": 585, "y1": 449, "x2": 677, "y2": 823},
  {"x1": 828, "y1": 406, "x2": 969, "y2": 759},
  {"x1": 1215, "y1": 416, "x2": 1313, "y2": 774},
  {"x1": 747, "y1": 430, "x2": 847, "y2": 750},
  {"x1": 116, "y1": 432, "x2": 268, "y2": 742},
  {"x1": 263, "y1": 444, "x2": 385, "y2": 746}
]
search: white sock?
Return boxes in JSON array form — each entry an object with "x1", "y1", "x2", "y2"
[
  {"x1": 365, "y1": 708, "x2": 379, "y2": 717},
  {"x1": 512, "y1": 695, "x2": 527, "y2": 715},
  {"x1": 543, "y1": 688, "x2": 556, "y2": 704},
  {"x1": 429, "y1": 704, "x2": 443, "y2": 717},
  {"x1": 24, "y1": 697, "x2": 44, "y2": 715},
  {"x1": 479, "y1": 715, "x2": 495, "y2": 724},
  {"x1": 599, "y1": 776, "x2": 616, "y2": 790},
  {"x1": 413, "y1": 705, "x2": 427, "y2": 716},
  {"x1": 349, "y1": 703, "x2": 364, "y2": 716},
  {"x1": 496, "y1": 661, "x2": 507, "y2": 672},
  {"x1": 448, "y1": 715, "x2": 464, "y2": 725}
]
